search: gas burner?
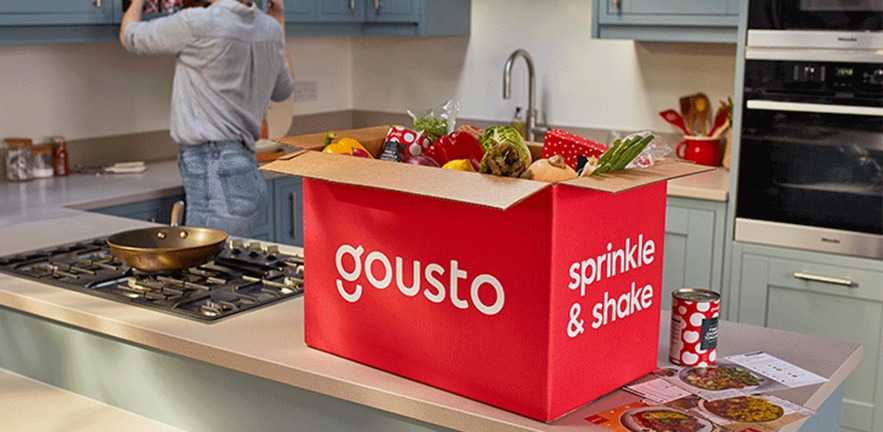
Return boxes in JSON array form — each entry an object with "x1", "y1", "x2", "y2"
[{"x1": 0, "y1": 238, "x2": 304, "y2": 322}]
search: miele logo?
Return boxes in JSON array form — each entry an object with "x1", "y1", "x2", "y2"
[
  {"x1": 837, "y1": 37, "x2": 859, "y2": 43},
  {"x1": 333, "y1": 244, "x2": 505, "y2": 316},
  {"x1": 821, "y1": 237, "x2": 842, "y2": 244}
]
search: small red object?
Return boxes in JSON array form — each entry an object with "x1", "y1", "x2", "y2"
[
  {"x1": 541, "y1": 129, "x2": 607, "y2": 170},
  {"x1": 424, "y1": 131, "x2": 485, "y2": 171},
  {"x1": 659, "y1": 109, "x2": 690, "y2": 135}
]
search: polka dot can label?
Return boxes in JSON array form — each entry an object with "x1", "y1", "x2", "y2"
[{"x1": 669, "y1": 289, "x2": 721, "y2": 366}]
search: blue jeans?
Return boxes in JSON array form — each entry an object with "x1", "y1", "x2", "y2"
[{"x1": 178, "y1": 140, "x2": 267, "y2": 238}]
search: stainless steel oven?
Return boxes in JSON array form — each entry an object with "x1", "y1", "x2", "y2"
[{"x1": 736, "y1": 0, "x2": 883, "y2": 259}]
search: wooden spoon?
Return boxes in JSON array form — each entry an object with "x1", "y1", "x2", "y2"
[
  {"x1": 679, "y1": 95, "x2": 696, "y2": 136},
  {"x1": 693, "y1": 93, "x2": 711, "y2": 136}
]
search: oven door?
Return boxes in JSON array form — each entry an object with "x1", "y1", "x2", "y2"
[
  {"x1": 749, "y1": 0, "x2": 883, "y2": 31},
  {"x1": 735, "y1": 98, "x2": 883, "y2": 259}
]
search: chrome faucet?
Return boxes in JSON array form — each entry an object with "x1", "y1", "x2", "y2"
[{"x1": 503, "y1": 49, "x2": 537, "y2": 141}]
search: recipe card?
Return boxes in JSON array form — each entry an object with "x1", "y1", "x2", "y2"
[{"x1": 727, "y1": 351, "x2": 828, "y2": 388}]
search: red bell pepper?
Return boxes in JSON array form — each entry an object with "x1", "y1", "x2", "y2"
[{"x1": 424, "y1": 131, "x2": 485, "y2": 171}]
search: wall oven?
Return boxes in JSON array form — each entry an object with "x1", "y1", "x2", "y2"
[{"x1": 736, "y1": 0, "x2": 883, "y2": 259}]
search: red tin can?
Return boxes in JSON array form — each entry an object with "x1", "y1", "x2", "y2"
[{"x1": 669, "y1": 288, "x2": 720, "y2": 366}]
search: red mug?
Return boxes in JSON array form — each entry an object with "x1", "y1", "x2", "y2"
[{"x1": 676, "y1": 136, "x2": 721, "y2": 167}]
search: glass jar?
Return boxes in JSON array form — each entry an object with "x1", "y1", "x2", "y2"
[
  {"x1": 31, "y1": 144, "x2": 54, "y2": 178},
  {"x1": 5, "y1": 138, "x2": 32, "y2": 181}
]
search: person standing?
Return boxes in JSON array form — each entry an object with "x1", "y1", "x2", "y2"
[{"x1": 120, "y1": 0, "x2": 294, "y2": 237}]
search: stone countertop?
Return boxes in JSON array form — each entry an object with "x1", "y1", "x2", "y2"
[{"x1": 1, "y1": 160, "x2": 829, "y2": 432}]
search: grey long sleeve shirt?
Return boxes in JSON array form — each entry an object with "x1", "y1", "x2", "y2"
[{"x1": 123, "y1": 0, "x2": 294, "y2": 150}]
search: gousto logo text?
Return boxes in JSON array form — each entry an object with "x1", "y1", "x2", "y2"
[{"x1": 334, "y1": 244, "x2": 505, "y2": 316}]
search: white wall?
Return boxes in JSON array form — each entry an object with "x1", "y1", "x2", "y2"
[
  {"x1": 0, "y1": 0, "x2": 737, "y2": 143},
  {"x1": 352, "y1": 0, "x2": 737, "y2": 132},
  {"x1": 0, "y1": 37, "x2": 353, "y2": 143}
]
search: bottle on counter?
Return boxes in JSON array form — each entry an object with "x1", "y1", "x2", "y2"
[
  {"x1": 31, "y1": 144, "x2": 54, "y2": 179},
  {"x1": 511, "y1": 107, "x2": 526, "y2": 139},
  {"x1": 5, "y1": 138, "x2": 32, "y2": 181},
  {"x1": 52, "y1": 136, "x2": 70, "y2": 176}
]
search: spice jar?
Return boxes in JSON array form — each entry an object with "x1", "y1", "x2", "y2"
[
  {"x1": 52, "y1": 136, "x2": 70, "y2": 176},
  {"x1": 5, "y1": 138, "x2": 32, "y2": 181},
  {"x1": 31, "y1": 144, "x2": 55, "y2": 178}
]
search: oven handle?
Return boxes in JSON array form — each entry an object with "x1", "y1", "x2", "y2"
[{"x1": 746, "y1": 100, "x2": 883, "y2": 117}]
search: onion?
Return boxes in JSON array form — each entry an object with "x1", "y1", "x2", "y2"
[{"x1": 525, "y1": 155, "x2": 578, "y2": 183}]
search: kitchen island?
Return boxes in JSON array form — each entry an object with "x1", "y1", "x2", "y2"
[{"x1": 0, "y1": 161, "x2": 857, "y2": 431}]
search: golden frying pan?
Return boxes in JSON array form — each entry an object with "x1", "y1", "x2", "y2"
[{"x1": 107, "y1": 201, "x2": 228, "y2": 272}]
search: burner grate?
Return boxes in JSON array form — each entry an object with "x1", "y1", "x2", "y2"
[{"x1": 0, "y1": 238, "x2": 304, "y2": 322}]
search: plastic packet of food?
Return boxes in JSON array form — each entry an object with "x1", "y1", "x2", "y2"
[
  {"x1": 624, "y1": 131, "x2": 671, "y2": 169},
  {"x1": 407, "y1": 99, "x2": 460, "y2": 148}
]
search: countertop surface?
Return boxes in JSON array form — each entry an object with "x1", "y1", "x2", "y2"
[{"x1": 1, "y1": 160, "x2": 847, "y2": 432}]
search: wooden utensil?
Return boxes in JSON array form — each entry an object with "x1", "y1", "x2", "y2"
[
  {"x1": 679, "y1": 95, "x2": 696, "y2": 136},
  {"x1": 693, "y1": 93, "x2": 711, "y2": 136}
]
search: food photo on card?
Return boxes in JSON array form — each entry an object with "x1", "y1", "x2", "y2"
[
  {"x1": 659, "y1": 360, "x2": 788, "y2": 401},
  {"x1": 584, "y1": 401, "x2": 718, "y2": 432}
]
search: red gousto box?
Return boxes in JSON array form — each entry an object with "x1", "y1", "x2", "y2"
[{"x1": 263, "y1": 127, "x2": 712, "y2": 422}]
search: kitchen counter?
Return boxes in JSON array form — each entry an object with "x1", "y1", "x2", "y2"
[{"x1": 0, "y1": 161, "x2": 815, "y2": 432}]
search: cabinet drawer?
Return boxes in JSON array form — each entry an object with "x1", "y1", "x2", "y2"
[{"x1": 767, "y1": 257, "x2": 883, "y2": 303}]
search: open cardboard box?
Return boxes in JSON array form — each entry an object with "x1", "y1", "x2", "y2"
[{"x1": 264, "y1": 126, "x2": 712, "y2": 422}]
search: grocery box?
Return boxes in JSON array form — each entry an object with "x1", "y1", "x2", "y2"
[{"x1": 264, "y1": 127, "x2": 712, "y2": 422}]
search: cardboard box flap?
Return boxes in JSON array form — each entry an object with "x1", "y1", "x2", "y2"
[
  {"x1": 273, "y1": 125, "x2": 392, "y2": 151},
  {"x1": 561, "y1": 159, "x2": 715, "y2": 193},
  {"x1": 261, "y1": 150, "x2": 550, "y2": 210}
]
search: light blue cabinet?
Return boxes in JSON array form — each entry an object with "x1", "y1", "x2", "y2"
[
  {"x1": 1, "y1": 0, "x2": 467, "y2": 45},
  {"x1": 285, "y1": 0, "x2": 317, "y2": 22},
  {"x1": 731, "y1": 243, "x2": 883, "y2": 432},
  {"x1": 91, "y1": 193, "x2": 187, "y2": 225},
  {"x1": 272, "y1": 176, "x2": 304, "y2": 247},
  {"x1": 0, "y1": 0, "x2": 114, "y2": 25},
  {"x1": 591, "y1": 0, "x2": 739, "y2": 43},
  {"x1": 91, "y1": 176, "x2": 303, "y2": 247},
  {"x1": 661, "y1": 196, "x2": 727, "y2": 311}
]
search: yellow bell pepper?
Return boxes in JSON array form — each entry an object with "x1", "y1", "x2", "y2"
[{"x1": 322, "y1": 137, "x2": 373, "y2": 158}]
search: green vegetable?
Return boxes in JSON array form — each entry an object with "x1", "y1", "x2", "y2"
[
  {"x1": 591, "y1": 134, "x2": 654, "y2": 175},
  {"x1": 413, "y1": 116, "x2": 448, "y2": 143},
  {"x1": 480, "y1": 141, "x2": 529, "y2": 178},
  {"x1": 479, "y1": 125, "x2": 532, "y2": 169}
]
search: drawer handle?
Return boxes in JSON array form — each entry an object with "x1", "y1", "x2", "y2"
[
  {"x1": 613, "y1": 0, "x2": 621, "y2": 12},
  {"x1": 94, "y1": 0, "x2": 102, "y2": 7},
  {"x1": 374, "y1": 0, "x2": 381, "y2": 11},
  {"x1": 793, "y1": 272, "x2": 856, "y2": 288},
  {"x1": 349, "y1": 0, "x2": 355, "y2": 11}
]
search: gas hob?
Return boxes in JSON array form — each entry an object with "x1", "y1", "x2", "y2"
[{"x1": 0, "y1": 237, "x2": 304, "y2": 322}]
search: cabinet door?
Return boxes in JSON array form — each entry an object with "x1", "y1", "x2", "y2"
[
  {"x1": 317, "y1": 0, "x2": 364, "y2": 22},
  {"x1": 0, "y1": 0, "x2": 114, "y2": 25},
  {"x1": 661, "y1": 197, "x2": 726, "y2": 312},
  {"x1": 736, "y1": 251, "x2": 883, "y2": 432},
  {"x1": 607, "y1": 0, "x2": 729, "y2": 16},
  {"x1": 91, "y1": 194, "x2": 186, "y2": 224},
  {"x1": 593, "y1": 0, "x2": 738, "y2": 43},
  {"x1": 364, "y1": 0, "x2": 417, "y2": 23},
  {"x1": 273, "y1": 176, "x2": 303, "y2": 247},
  {"x1": 285, "y1": 0, "x2": 317, "y2": 22},
  {"x1": 249, "y1": 178, "x2": 274, "y2": 241}
]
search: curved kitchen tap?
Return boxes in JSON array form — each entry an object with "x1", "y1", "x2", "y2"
[{"x1": 503, "y1": 49, "x2": 537, "y2": 141}]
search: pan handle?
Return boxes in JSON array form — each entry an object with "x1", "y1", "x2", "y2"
[{"x1": 170, "y1": 201, "x2": 185, "y2": 227}]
